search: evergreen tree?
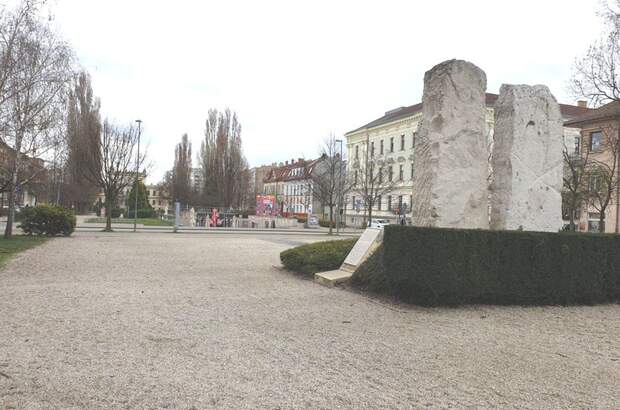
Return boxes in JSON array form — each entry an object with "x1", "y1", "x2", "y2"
[{"x1": 126, "y1": 180, "x2": 153, "y2": 218}]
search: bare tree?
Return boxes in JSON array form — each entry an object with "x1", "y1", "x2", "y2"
[
  {"x1": 584, "y1": 122, "x2": 620, "y2": 232},
  {"x1": 81, "y1": 121, "x2": 145, "y2": 232},
  {"x1": 570, "y1": 1, "x2": 620, "y2": 106},
  {"x1": 171, "y1": 133, "x2": 192, "y2": 205},
  {"x1": 353, "y1": 133, "x2": 397, "y2": 228},
  {"x1": 63, "y1": 71, "x2": 101, "y2": 211},
  {"x1": 0, "y1": 0, "x2": 73, "y2": 237},
  {"x1": 562, "y1": 138, "x2": 592, "y2": 231},
  {"x1": 312, "y1": 136, "x2": 353, "y2": 235},
  {"x1": 199, "y1": 108, "x2": 250, "y2": 209}
]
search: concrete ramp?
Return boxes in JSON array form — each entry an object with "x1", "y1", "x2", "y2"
[{"x1": 315, "y1": 228, "x2": 383, "y2": 287}]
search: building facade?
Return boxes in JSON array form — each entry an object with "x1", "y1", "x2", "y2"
[
  {"x1": 344, "y1": 93, "x2": 590, "y2": 227},
  {"x1": 262, "y1": 157, "x2": 324, "y2": 217},
  {"x1": 145, "y1": 185, "x2": 170, "y2": 215},
  {"x1": 564, "y1": 101, "x2": 620, "y2": 233}
]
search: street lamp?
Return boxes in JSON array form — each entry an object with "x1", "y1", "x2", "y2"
[
  {"x1": 335, "y1": 139, "x2": 344, "y2": 234},
  {"x1": 133, "y1": 119, "x2": 142, "y2": 233}
]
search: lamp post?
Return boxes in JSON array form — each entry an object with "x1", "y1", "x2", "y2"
[
  {"x1": 133, "y1": 119, "x2": 142, "y2": 233},
  {"x1": 335, "y1": 138, "x2": 343, "y2": 235}
]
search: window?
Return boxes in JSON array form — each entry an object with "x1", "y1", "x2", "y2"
[
  {"x1": 589, "y1": 174, "x2": 602, "y2": 193},
  {"x1": 399, "y1": 165, "x2": 404, "y2": 181},
  {"x1": 398, "y1": 195, "x2": 403, "y2": 212},
  {"x1": 409, "y1": 195, "x2": 413, "y2": 212},
  {"x1": 400, "y1": 134, "x2": 405, "y2": 151},
  {"x1": 390, "y1": 137, "x2": 394, "y2": 153},
  {"x1": 377, "y1": 195, "x2": 382, "y2": 210},
  {"x1": 412, "y1": 132, "x2": 417, "y2": 148},
  {"x1": 574, "y1": 136, "x2": 581, "y2": 155},
  {"x1": 380, "y1": 140, "x2": 384, "y2": 155},
  {"x1": 388, "y1": 166, "x2": 393, "y2": 182},
  {"x1": 370, "y1": 141, "x2": 375, "y2": 157},
  {"x1": 355, "y1": 145, "x2": 359, "y2": 159},
  {"x1": 588, "y1": 212, "x2": 601, "y2": 232},
  {"x1": 354, "y1": 170, "x2": 358, "y2": 185},
  {"x1": 410, "y1": 163, "x2": 414, "y2": 179},
  {"x1": 352, "y1": 196, "x2": 357, "y2": 211},
  {"x1": 378, "y1": 167, "x2": 383, "y2": 184},
  {"x1": 387, "y1": 195, "x2": 392, "y2": 211},
  {"x1": 590, "y1": 131, "x2": 603, "y2": 151}
]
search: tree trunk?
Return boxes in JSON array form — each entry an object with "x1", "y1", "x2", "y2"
[
  {"x1": 3, "y1": 182, "x2": 16, "y2": 239},
  {"x1": 328, "y1": 205, "x2": 333, "y2": 235},
  {"x1": 367, "y1": 203, "x2": 373, "y2": 229},
  {"x1": 599, "y1": 212, "x2": 606, "y2": 233},
  {"x1": 104, "y1": 196, "x2": 113, "y2": 232}
]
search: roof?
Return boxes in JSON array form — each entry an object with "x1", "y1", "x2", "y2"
[
  {"x1": 564, "y1": 100, "x2": 620, "y2": 127},
  {"x1": 346, "y1": 93, "x2": 592, "y2": 135},
  {"x1": 263, "y1": 157, "x2": 324, "y2": 184}
]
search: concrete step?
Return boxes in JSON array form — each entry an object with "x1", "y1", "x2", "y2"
[{"x1": 314, "y1": 269, "x2": 353, "y2": 287}]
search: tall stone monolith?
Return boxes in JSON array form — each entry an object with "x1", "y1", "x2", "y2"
[
  {"x1": 411, "y1": 59, "x2": 489, "y2": 229},
  {"x1": 490, "y1": 84, "x2": 563, "y2": 232}
]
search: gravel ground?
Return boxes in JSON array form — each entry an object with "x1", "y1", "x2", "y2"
[{"x1": 1, "y1": 232, "x2": 619, "y2": 409}]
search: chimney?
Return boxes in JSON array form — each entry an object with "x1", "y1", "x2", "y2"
[
  {"x1": 285, "y1": 161, "x2": 288, "y2": 166},
  {"x1": 291, "y1": 158, "x2": 295, "y2": 164},
  {"x1": 577, "y1": 100, "x2": 587, "y2": 108}
]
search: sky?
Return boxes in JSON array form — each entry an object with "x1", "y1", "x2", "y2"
[{"x1": 29, "y1": 0, "x2": 603, "y2": 182}]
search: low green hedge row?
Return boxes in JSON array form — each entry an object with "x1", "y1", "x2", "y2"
[
  {"x1": 280, "y1": 239, "x2": 357, "y2": 276},
  {"x1": 18, "y1": 205, "x2": 76, "y2": 236},
  {"x1": 353, "y1": 225, "x2": 620, "y2": 306}
]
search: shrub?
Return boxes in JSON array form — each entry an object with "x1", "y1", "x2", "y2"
[
  {"x1": 110, "y1": 208, "x2": 125, "y2": 218},
  {"x1": 18, "y1": 205, "x2": 76, "y2": 236},
  {"x1": 350, "y1": 245, "x2": 388, "y2": 293},
  {"x1": 280, "y1": 238, "x2": 357, "y2": 276},
  {"x1": 126, "y1": 208, "x2": 156, "y2": 219},
  {"x1": 319, "y1": 219, "x2": 335, "y2": 228},
  {"x1": 371, "y1": 225, "x2": 620, "y2": 306}
]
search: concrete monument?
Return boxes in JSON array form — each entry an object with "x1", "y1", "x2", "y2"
[
  {"x1": 412, "y1": 59, "x2": 489, "y2": 229},
  {"x1": 490, "y1": 84, "x2": 563, "y2": 232}
]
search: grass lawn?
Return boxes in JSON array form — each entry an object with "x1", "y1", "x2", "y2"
[
  {"x1": 84, "y1": 217, "x2": 174, "y2": 226},
  {"x1": 0, "y1": 236, "x2": 48, "y2": 267}
]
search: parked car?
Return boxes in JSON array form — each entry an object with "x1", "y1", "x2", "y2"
[{"x1": 368, "y1": 218, "x2": 390, "y2": 229}]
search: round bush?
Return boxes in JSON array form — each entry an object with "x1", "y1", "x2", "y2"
[
  {"x1": 18, "y1": 205, "x2": 76, "y2": 236},
  {"x1": 280, "y1": 238, "x2": 357, "y2": 276}
]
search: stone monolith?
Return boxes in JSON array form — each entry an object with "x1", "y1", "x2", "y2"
[
  {"x1": 411, "y1": 59, "x2": 489, "y2": 229},
  {"x1": 490, "y1": 84, "x2": 563, "y2": 232}
]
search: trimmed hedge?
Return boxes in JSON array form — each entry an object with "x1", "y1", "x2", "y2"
[
  {"x1": 361, "y1": 225, "x2": 620, "y2": 306},
  {"x1": 280, "y1": 239, "x2": 357, "y2": 276},
  {"x1": 18, "y1": 205, "x2": 76, "y2": 236},
  {"x1": 350, "y1": 245, "x2": 388, "y2": 293}
]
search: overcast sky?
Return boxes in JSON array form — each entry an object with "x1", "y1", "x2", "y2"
[{"x1": 43, "y1": 0, "x2": 602, "y2": 183}]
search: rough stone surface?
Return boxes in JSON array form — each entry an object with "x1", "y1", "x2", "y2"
[
  {"x1": 490, "y1": 84, "x2": 563, "y2": 231},
  {"x1": 412, "y1": 59, "x2": 489, "y2": 229},
  {"x1": 1, "y1": 232, "x2": 619, "y2": 408}
]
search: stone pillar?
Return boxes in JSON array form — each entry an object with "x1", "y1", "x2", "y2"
[
  {"x1": 412, "y1": 59, "x2": 489, "y2": 229},
  {"x1": 490, "y1": 84, "x2": 563, "y2": 232}
]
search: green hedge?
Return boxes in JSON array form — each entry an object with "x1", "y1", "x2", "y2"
[
  {"x1": 364, "y1": 226, "x2": 620, "y2": 306},
  {"x1": 350, "y1": 245, "x2": 388, "y2": 293},
  {"x1": 18, "y1": 205, "x2": 76, "y2": 236},
  {"x1": 280, "y1": 239, "x2": 357, "y2": 276}
]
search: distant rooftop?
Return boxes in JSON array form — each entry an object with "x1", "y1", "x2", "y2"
[{"x1": 346, "y1": 93, "x2": 592, "y2": 135}]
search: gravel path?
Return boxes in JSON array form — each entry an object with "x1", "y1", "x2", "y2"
[{"x1": 1, "y1": 232, "x2": 619, "y2": 409}]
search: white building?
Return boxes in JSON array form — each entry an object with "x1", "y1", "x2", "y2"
[{"x1": 344, "y1": 93, "x2": 589, "y2": 227}]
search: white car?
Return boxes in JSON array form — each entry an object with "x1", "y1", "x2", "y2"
[{"x1": 368, "y1": 219, "x2": 390, "y2": 229}]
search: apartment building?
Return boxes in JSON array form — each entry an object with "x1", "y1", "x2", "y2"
[
  {"x1": 344, "y1": 93, "x2": 590, "y2": 227},
  {"x1": 262, "y1": 157, "x2": 324, "y2": 217},
  {"x1": 564, "y1": 101, "x2": 620, "y2": 233},
  {"x1": 145, "y1": 185, "x2": 170, "y2": 214}
]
